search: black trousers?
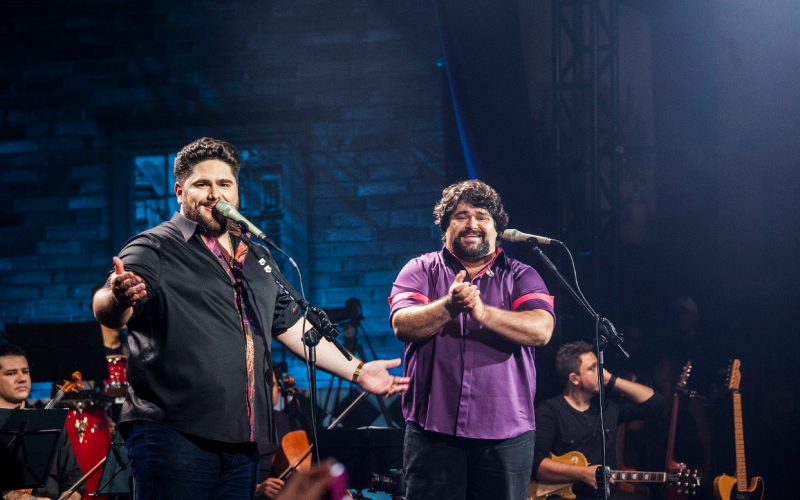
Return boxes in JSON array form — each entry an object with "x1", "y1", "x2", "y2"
[{"x1": 403, "y1": 421, "x2": 536, "y2": 500}]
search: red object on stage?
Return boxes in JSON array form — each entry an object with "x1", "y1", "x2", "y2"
[
  {"x1": 64, "y1": 403, "x2": 112, "y2": 500},
  {"x1": 102, "y1": 356, "x2": 129, "y2": 398}
]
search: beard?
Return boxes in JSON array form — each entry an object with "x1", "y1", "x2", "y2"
[
  {"x1": 184, "y1": 200, "x2": 231, "y2": 238},
  {"x1": 451, "y1": 230, "x2": 491, "y2": 261}
]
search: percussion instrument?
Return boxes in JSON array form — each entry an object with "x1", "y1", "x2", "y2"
[
  {"x1": 101, "y1": 356, "x2": 129, "y2": 398},
  {"x1": 63, "y1": 400, "x2": 112, "y2": 500}
]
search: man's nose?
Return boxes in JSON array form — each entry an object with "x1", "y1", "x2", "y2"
[{"x1": 209, "y1": 184, "x2": 222, "y2": 199}]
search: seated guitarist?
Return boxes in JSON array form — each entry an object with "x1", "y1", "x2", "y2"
[{"x1": 533, "y1": 341, "x2": 664, "y2": 500}]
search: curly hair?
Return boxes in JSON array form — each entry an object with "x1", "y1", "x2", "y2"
[
  {"x1": 0, "y1": 343, "x2": 28, "y2": 367},
  {"x1": 433, "y1": 180, "x2": 509, "y2": 242},
  {"x1": 555, "y1": 341, "x2": 594, "y2": 388},
  {"x1": 173, "y1": 137, "x2": 241, "y2": 186}
]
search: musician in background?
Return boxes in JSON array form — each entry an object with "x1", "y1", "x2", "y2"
[
  {"x1": 533, "y1": 341, "x2": 663, "y2": 500},
  {"x1": 0, "y1": 343, "x2": 85, "y2": 500},
  {"x1": 255, "y1": 371, "x2": 306, "y2": 499}
]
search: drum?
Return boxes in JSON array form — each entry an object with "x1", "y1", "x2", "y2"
[
  {"x1": 64, "y1": 401, "x2": 112, "y2": 500},
  {"x1": 102, "y1": 356, "x2": 129, "y2": 397}
]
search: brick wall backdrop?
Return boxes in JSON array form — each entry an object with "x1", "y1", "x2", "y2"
[{"x1": 0, "y1": 0, "x2": 445, "y2": 382}]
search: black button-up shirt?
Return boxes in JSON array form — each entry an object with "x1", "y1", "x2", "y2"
[{"x1": 116, "y1": 212, "x2": 302, "y2": 444}]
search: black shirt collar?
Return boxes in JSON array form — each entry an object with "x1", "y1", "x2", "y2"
[{"x1": 171, "y1": 212, "x2": 203, "y2": 242}]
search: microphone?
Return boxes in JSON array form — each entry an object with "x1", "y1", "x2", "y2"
[
  {"x1": 499, "y1": 229, "x2": 561, "y2": 245},
  {"x1": 214, "y1": 200, "x2": 275, "y2": 247}
]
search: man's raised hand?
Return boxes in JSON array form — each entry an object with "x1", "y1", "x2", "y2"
[{"x1": 110, "y1": 256, "x2": 147, "y2": 309}]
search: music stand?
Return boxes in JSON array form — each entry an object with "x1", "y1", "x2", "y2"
[
  {"x1": 93, "y1": 432, "x2": 132, "y2": 497},
  {"x1": 0, "y1": 408, "x2": 68, "y2": 491},
  {"x1": 4, "y1": 322, "x2": 109, "y2": 382},
  {"x1": 316, "y1": 426, "x2": 404, "y2": 490}
]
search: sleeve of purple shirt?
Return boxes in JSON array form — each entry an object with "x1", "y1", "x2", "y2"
[
  {"x1": 388, "y1": 256, "x2": 434, "y2": 323},
  {"x1": 510, "y1": 261, "x2": 556, "y2": 321}
]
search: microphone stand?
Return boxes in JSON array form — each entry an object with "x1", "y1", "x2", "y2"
[
  {"x1": 526, "y1": 239, "x2": 627, "y2": 500},
  {"x1": 236, "y1": 229, "x2": 352, "y2": 438}
]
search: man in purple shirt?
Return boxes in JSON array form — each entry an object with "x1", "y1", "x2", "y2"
[{"x1": 389, "y1": 180, "x2": 555, "y2": 500}]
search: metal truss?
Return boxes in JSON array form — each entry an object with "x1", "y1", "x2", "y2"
[{"x1": 553, "y1": 0, "x2": 620, "y2": 320}]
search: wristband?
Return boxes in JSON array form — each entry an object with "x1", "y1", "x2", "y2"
[
  {"x1": 352, "y1": 362, "x2": 365, "y2": 383},
  {"x1": 606, "y1": 374, "x2": 617, "y2": 391}
]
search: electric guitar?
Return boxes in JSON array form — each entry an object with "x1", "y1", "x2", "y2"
[
  {"x1": 665, "y1": 361, "x2": 699, "y2": 499},
  {"x1": 713, "y1": 359, "x2": 764, "y2": 500},
  {"x1": 528, "y1": 451, "x2": 699, "y2": 500},
  {"x1": 614, "y1": 373, "x2": 650, "y2": 497}
]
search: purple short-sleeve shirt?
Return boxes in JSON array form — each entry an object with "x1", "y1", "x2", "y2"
[{"x1": 389, "y1": 247, "x2": 555, "y2": 439}]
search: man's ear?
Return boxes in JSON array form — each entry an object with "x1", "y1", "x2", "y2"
[
  {"x1": 568, "y1": 373, "x2": 579, "y2": 386},
  {"x1": 175, "y1": 181, "x2": 183, "y2": 205}
]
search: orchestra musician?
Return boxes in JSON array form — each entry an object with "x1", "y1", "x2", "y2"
[
  {"x1": 92, "y1": 137, "x2": 408, "y2": 500},
  {"x1": 0, "y1": 343, "x2": 85, "y2": 500},
  {"x1": 255, "y1": 371, "x2": 306, "y2": 499}
]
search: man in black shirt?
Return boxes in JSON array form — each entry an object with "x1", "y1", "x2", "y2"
[
  {"x1": 532, "y1": 341, "x2": 663, "y2": 500},
  {"x1": 93, "y1": 137, "x2": 408, "y2": 500},
  {"x1": 0, "y1": 343, "x2": 85, "y2": 500}
]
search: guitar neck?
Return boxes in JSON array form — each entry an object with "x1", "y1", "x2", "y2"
[
  {"x1": 611, "y1": 470, "x2": 668, "y2": 483},
  {"x1": 733, "y1": 392, "x2": 748, "y2": 491},
  {"x1": 665, "y1": 391, "x2": 681, "y2": 471}
]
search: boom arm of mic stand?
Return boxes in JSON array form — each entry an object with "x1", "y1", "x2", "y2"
[
  {"x1": 529, "y1": 245, "x2": 595, "y2": 318},
  {"x1": 529, "y1": 244, "x2": 628, "y2": 358},
  {"x1": 238, "y1": 233, "x2": 352, "y2": 361}
]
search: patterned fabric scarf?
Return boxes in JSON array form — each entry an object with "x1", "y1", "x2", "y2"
[{"x1": 200, "y1": 225, "x2": 256, "y2": 441}]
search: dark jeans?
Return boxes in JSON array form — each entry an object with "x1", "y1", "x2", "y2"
[
  {"x1": 124, "y1": 420, "x2": 259, "y2": 500},
  {"x1": 404, "y1": 421, "x2": 536, "y2": 500}
]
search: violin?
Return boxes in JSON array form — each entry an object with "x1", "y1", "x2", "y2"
[
  {"x1": 273, "y1": 430, "x2": 313, "y2": 481},
  {"x1": 45, "y1": 371, "x2": 84, "y2": 409},
  {"x1": 18, "y1": 372, "x2": 83, "y2": 497},
  {"x1": 274, "y1": 392, "x2": 368, "y2": 481},
  {"x1": 279, "y1": 374, "x2": 305, "y2": 398}
]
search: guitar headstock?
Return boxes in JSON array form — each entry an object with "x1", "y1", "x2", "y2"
[
  {"x1": 677, "y1": 360, "x2": 692, "y2": 389},
  {"x1": 666, "y1": 470, "x2": 702, "y2": 494},
  {"x1": 726, "y1": 359, "x2": 741, "y2": 393}
]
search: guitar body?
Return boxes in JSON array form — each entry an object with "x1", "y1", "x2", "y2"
[
  {"x1": 713, "y1": 475, "x2": 764, "y2": 500},
  {"x1": 529, "y1": 452, "x2": 586, "y2": 500},
  {"x1": 528, "y1": 480, "x2": 576, "y2": 500}
]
